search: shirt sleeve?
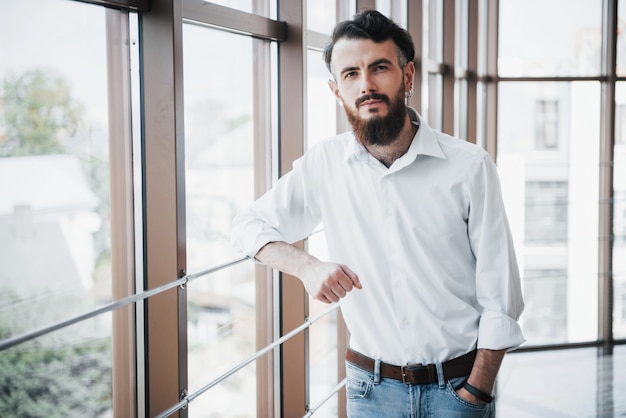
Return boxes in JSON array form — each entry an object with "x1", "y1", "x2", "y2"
[
  {"x1": 230, "y1": 158, "x2": 322, "y2": 258},
  {"x1": 467, "y1": 153, "x2": 525, "y2": 351}
]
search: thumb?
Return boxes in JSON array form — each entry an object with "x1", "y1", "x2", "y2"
[{"x1": 340, "y1": 265, "x2": 362, "y2": 289}]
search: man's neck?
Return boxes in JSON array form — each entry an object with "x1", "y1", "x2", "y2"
[{"x1": 364, "y1": 116, "x2": 418, "y2": 168}]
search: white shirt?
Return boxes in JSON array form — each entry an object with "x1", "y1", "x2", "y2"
[{"x1": 231, "y1": 108, "x2": 524, "y2": 366}]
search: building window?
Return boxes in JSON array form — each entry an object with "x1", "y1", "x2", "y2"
[
  {"x1": 525, "y1": 181, "x2": 568, "y2": 244},
  {"x1": 534, "y1": 99, "x2": 559, "y2": 150},
  {"x1": 522, "y1": 269, "x2": 568, "y2": 343}
]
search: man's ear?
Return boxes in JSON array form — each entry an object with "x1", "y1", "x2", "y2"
[
  {"x1": 328, "y1": 79, "x2": 343, "y2": 106},
  {"x1": 403, "y1": 61, "x2": 415, "y2": 88}
]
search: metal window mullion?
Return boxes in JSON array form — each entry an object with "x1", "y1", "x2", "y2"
[
  {"x1": 356, "y1": 0, "x2": 375, "y2": 11},
  {"x1": 598, "y1": 0, "x2": 618, "y2": 349},
  {"x1": 441, "y1": 0, "x2": 455, "y2": 135},
  {"x1": 140, "y1": 0, "x2": 187, "y2": 416},
  {"x1": 106, "y1": 8, "x2": 137, "y2": 417},
  {"x1": 278, "y1": 1, "x2": 307, "y2": 417},
  {"x1": 465, "y1": 0, "x2": 479, "y2": 143},
  {"x1": 483, "y1": 0, "x2": 498, "y2": 161}
]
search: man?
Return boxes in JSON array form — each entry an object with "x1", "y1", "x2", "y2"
[{"x1": 231, "y1": 10, "x2": 524, "y2": 417}]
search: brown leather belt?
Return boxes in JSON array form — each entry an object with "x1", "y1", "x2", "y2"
[{"x1": 346, "y1": 347, "x2": 476, "y2": 385}]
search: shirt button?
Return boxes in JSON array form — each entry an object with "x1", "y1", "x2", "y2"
[{"x1": 402, "y1": 318, "x2": 410, "y2": 326}]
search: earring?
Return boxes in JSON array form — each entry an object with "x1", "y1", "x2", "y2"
[{"x1": 405, "y1": 86, "x2": 414, "y2": 99}]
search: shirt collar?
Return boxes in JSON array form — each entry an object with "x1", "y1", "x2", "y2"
[{"x1": 343, "y1": 107, "x2": 446, "y2": 164}]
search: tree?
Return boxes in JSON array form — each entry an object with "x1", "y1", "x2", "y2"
[
  {"x1": 1, "y1": 68, "x2": 83, "y2": 157},
  {"x1": 0, "y1": 69, "x2": 110, "y2": 416},
  {"x1": 0, "y1": 331, "x2": 112, "y2": 418}
]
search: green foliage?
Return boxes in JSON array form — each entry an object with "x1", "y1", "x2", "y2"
[
  {"x1": 0, "y1": 335, "x2": 112, "y2": 418},
  {"x1": 1, "y1": 68, "x2": 83, "y2": 157}
]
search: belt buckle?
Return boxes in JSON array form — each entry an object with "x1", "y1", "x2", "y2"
[{"x1": 400, "y1": 363, "x2": 423, "y2": 385}]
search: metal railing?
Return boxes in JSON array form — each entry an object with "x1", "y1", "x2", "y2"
[
  {"x1": 1, "y1": 253, "x2": 345, "y2": 417},
  {"x1": 0, "y1": 256, "x2": 249, "y2": 352},
  {"x1": 155, "y1": 303, "x2": 341, "y2": 418},
  {"x1": 303, "y1": 378, "x2": 347, "y2": 418}
]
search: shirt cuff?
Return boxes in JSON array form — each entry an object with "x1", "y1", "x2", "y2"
[
  {"x1": 477, "y1": 310, "x2": 525, "y2": 351},
  {"x1": 231, "y1": 220, "x2": 286, "y2": 258}
]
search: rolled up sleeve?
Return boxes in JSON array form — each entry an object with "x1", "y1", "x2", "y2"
[
  {"x1": 468, "y1": 155, "x2": 525, "y2": 351},
  {"x1": 230, "y1": 160, "x2": 322, "y2": 258}
]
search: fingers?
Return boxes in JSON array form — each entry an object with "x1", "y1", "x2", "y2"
[
  {"x1": 315, "y1": 264, "x2": 361, "y2": 303},
  {"x1": 340, "y1": 264, "x2": 362, "y2": 289}
]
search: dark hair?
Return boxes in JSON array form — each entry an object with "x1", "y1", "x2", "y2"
[{"x1": 323, "y1": 10, "x2": 415, "y2": 75}]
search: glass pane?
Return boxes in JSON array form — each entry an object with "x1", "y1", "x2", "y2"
[
  {"x1": 614, "y1": 81, "x2": 626, "y2": 338},
  {"x1": 497, "y1": 81, "x2": 600, "y2": 345},
  {"x1": 426, "y1": 73, "x2": 443, "y2": 130},
  {"x1": 0, "y1": 1, "x2": 138, "y2": 414},
  {"x1": 208, "y1": 0, "x2": 273, "y2": 18},
  {"x1": 308, "y1": 0, "x2": 336, "y2": 34},
  {"x1": 375, "y1": 0, "x2": 407, "y2": 27},
  {"x1": 307, "y1": 49, "x2": 337, "y2": 149},
  {"x1": 183, "y1": 24, "x2": 257, "y2": 417},
  {"x1": 307, "y1": 48, "x2": 340, "y2": 415},
  {"x1": 499, "y1": 0, "x2": 602, "y2": 77},
  {"x1": 617, "y1": 0, "x2": 626, "y2": 77}
]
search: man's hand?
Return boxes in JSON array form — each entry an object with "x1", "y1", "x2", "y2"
[
  {"x1": 455, "y1": 386, "x2": 486, "y2": 405},
  {"x1": 455, "y1": 348, "x2": 505, "y2": 405},
  {"x1": 300, "y1": 261, "x2": 361, "y2": 303},
  {"x1": 255, "y1": 241, "x2": 362, "y2": 303}
]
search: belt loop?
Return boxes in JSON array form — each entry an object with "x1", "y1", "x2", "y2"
[
  {"x1": 435, "y1": 361, "x2": 445, "y2": 388},
  {"x1": 373, "y1": 358, "x2": 381, "y2": 385}
]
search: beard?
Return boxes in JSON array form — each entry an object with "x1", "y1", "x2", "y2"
[{"x1": 345, "y1": 84, "x2": 408, "y2": 147}]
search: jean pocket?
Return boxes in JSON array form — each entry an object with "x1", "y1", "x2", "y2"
[
  {"x1": 445, "y1": 378, "x2": 490, "y2": 411},
  {"x1": 345, "y1": 362, "x2": 374, "y2": 399}
]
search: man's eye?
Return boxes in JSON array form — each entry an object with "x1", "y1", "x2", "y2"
[
  {"x1": 345, "y1": 71, "x2": 357, "y2": 79},
  {"x1": 374, "y1": 65, "x2": 387, "y2": 72}
]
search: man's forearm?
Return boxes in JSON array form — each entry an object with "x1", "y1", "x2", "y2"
[
  {"x1": 255, "y1": 241, "x2": 362, "y2": 303},
  {"x1": 255, "y1": 241, "x2": 319, "y2": 278},
  {"x1": 468, "y1": 348, "x2": 505, "y2": 393}
]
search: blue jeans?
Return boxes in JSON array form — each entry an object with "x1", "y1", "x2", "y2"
[{"x1": 345, "y1": 360, "x2": 495, "y2": 418}]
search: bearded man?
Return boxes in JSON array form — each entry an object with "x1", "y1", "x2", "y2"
[{"x1": 231, "y1": 10, "x2": 524, "y2": 417}]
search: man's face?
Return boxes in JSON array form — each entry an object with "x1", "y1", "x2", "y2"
[{"x1": 328, "y1": 38, "x2": 414, "y2": 145}]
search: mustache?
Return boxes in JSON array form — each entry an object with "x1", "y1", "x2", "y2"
[{"x1": 355, "y1": 93, "x2": 391, "y2": 108}]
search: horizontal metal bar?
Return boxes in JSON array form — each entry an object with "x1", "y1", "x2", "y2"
[
  {"x1": 496, "y1": 75, "x2": 608, "y2": 83},
  {"x1": 183, "y1": 0, "x2": 286, "y2": 41},
  {"x1": 74, "y1": 0, "x2": 150, "y2": 11},
  {"x1": 154, "y1": 303, "x2": 341, "y2": 418},
  {"x1": 307, "y1": 30, "x2": 330, "y2": 51},
  {"x1": 185, "y1": 255, "x2": 249, "y2": 284},
  {"x1": 303, "y1": 378, "x2": 347, "y2": 418},
  {"x1": 0, "y1": 255, "x2": 250, "y2": 351},
  {"x1": 0, "y1": 278, "x2": 182, "y2": 351}
]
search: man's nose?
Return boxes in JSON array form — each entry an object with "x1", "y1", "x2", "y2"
[{"x1": 360, "y1": 72, "x2": 376, "y2": 94}]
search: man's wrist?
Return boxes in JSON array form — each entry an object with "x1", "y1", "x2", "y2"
[{"x1": 462, "y1": 382, "x2": 493, "y2": 403}]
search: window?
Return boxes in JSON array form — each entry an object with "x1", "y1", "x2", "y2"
[
  {"x1": 497, "y1": 83, "x2": 600, "y2": 345},
  {"x1": 0, "y1": 0, "x2": 139, "y2": 415},
  {"x1": 498, "y1": 0, "x2": 602, "y2": 77},
  {"x1": 183, "y1": 23, "x2": 263, "y2": 417}
]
